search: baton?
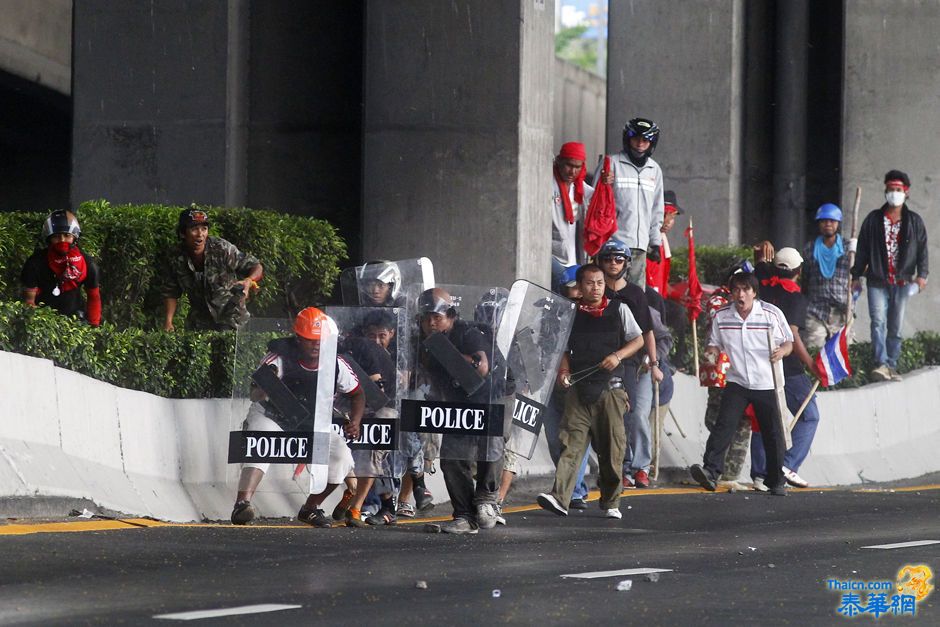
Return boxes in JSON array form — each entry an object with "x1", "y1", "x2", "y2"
[{"x1": 667, "y1": 407, "x2": 687, "y2": 438}]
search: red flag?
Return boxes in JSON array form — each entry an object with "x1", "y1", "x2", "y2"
[
  {"x1": 685, "y1": 223, "x2": 703, "y2": 321},
  {"x1": 582, "y1": 156, "x2": 617, "y2": 256}
]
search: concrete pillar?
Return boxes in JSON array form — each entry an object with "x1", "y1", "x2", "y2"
[
  {"x1": 842, "y1": 0, "x2": 940, "y2": 337},
  {"x1": 606, "y1": 0, "x2": 744, "y2": 245},
  {"x1": 361, "y1": 0, "x2": 554, "y2": 287}
]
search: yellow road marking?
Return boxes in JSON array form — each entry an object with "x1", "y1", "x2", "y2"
[{"x1": 2, "y1": 484, "x2": 938, "y2": 535}]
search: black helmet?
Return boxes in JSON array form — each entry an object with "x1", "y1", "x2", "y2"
[
  {"x1": 177, "y1": 207, "x2": 211, "y2": 235},
  {"x1": 41, "y1": 210, "x2": 81, "y2": 241},
  {"x1": 474, "y1": 289, "x2": 508, "y2": 328},
  {"x1": 622, "y1": 118, "x2": 660, "y2": 165},
  {"x1": 723, "y1": 258, "x2": 755, "y2": 286},
  {"x1": 417, "y1": 288, "x2": 457, "y2": 318}
]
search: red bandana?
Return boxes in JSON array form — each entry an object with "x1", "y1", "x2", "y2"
[
  {"x1": 578, "y1": 295, "x2": 608, "y2": 317},
  {"x1": 46, "y1": 247, "x2": 87, "y2": 292},
  {"x1": 555, "y1": 142, "x2": 587, "y2": 225},
  {"x1": 761, "y1": 276, "x2": 801, "y2": 293}
]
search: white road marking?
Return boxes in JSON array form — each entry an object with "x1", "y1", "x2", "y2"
[
  {"x1": 861, "y1": 540, "x2": 940, "y2": 550},
  {"x1": 561, "y1": 567, "x2": 672, "y2": 579},
  {"x1": 154, "y1": 604, "x2": 302, "y2": 621}
]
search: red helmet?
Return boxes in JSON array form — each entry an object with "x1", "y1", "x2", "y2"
[{"x1": 294, "y1": 307, "x2": 328, "y2": 340}]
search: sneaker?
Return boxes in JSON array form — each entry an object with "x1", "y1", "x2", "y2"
[
  {"x1": 622, "y1": 473, "x2": 635, "y2": 489},
  {"x1": 345, "y1": 509, "x2": 367, "y2": 528},
  {"x1": 569, "y1": 498, "x2": 588, "y2": 510},
  {"x1": 782, "y1": 466, "x2": 809, "y2": 488},
  {"x1": 414, "y1": 488, "x2": 435, "y2": 513},
  {"x1": 770, "y1": 483, "x2": 788, "y2": 497},
  {"x1": 751, "y1": 477, "x2": 770, "y2": 492},
  {"x1": 476, "y1": 503, "x2": 498, "y2": 529},
  {"x1": 366, "y1": 508, "x2": 397, "y2": 526},
  {"x1": 634, "y1": 470, "x2": 650, "y2": 489},
  {"x1": 870, "y1": 364, "x2": 891, "y2": 382},
  {"x1": 690, "y1": 464, "x2": 717, "y2": 492},
  {"x1": 439, "y1": 517, "x2": 479, "y2": 535},
  {"x1": 888, "y1": 368, "x2": 903, "y2": 382},
  {"x1": 297, "y1": 506, "x2": 332, "y2": 528},
  {"x1": 605, "y1": 508, "x2": 623, "y2": 519},
  {"x1": 494, "y1": 502, "x2": 507, "y2": 526},
  {"x1": 230, "y1": 500, "x2": 255, "y2": 525},
  {"x1": 536, "y1": 493, "x2": 568, "y2": 516},
  {"x1": 396, "y1": 502, "x2": 416, "y2": 519},
  {"x1": 331, "y1": 488, "x2": 354, "y2": 521}
]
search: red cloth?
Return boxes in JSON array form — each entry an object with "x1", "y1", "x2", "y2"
[
  {"x1": 582, "y1": 156, "x2": 617, "y2": 256},
  {"x1": 685, "y1": 225, "x2": 704, "y2": 321},
  {"x1": 578, "y1": 296, "x2": 609, "y2": 318},
  {"x1": 86, "y1": 287, "x2": 102, "y2": 326},
  {"x1": 46, "y1": 247, "x2": 87, "y2": 293},
  {"x1": 760, "y1": 276, "x2": 801, "y2": 293},
  {"x1": 554, "y1": 142, "x2": 587, "y2": 225},
  {"x1": 646, "y1": 244, "x2": 671, "y2": 294}
]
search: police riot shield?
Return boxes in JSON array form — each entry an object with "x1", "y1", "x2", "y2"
[
  {"x1": 340, "y1": 258, "x2": 435, "y2": 307},
  {"x1": 400, "y1": 284, "x2": 511, "y2": 462},
  {"x1": 500, "y1": 280, "x2": 577, "y2": 459},
  {"x1": 227, "y1": 315, "x2": 338, "y2": 496},
  {"x1": 324, "y1": 306, "x2": 408, "y2": 479}
]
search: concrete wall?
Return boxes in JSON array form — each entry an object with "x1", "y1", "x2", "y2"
[
  {"x1": 2, "y1": 349, "x2": 939, "y2": 522},
  {"x1": 361, "y1": 0, "x2": 555, "y2": 288},
  {"x1": 553, "y1": 58, "x2": 606, "y2": 171},
  {"x1": 0, "y1": 0, "x2": 71, "y2": 95},
  {"x1": 606, "y1": 0, "x2": 744, "y2": 246},
  {"x1": 841, "y1": 0, "x2": 940, "y2": 338}
]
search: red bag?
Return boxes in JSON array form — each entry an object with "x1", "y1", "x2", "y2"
[
  {"x1": 699, "y1": 352, "x2": 731, "y2": 388},
  {"x1": 582, "y1": 156, "x2": 617, "y2": 257}
]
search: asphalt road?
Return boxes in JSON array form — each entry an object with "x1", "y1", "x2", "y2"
[{"x1": 1, "y1": 486, "x2": 938, "y2": 625}]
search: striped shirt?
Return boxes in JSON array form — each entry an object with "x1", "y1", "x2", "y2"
[{"x1": 708, "y1": 300, "x2": 793, "y2": 390}]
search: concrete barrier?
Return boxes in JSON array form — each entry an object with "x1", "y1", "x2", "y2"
[{"x1": 1, "y1": 349, "x2": 937, "y2": 522}]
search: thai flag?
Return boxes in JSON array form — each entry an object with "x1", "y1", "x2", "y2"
[{"x1": 815, "y1": 326, "x2": 852, "y2": 387}]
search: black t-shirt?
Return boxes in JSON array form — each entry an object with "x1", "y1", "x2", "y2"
[
  {"x1": 759, "y1": 284, "x2": 808, "y2": 377},
  {"x1": 340, "y1": 335, "x2": 397, "y2": 397},
  {"x1": 20, "y1": 248, "x2": 100, "y2": 318},
  {"x1": 606, "y1": 283, "x2": 653, "y2": 334}
]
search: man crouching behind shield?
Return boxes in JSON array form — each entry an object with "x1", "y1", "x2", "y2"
[{"x1": 231, "y1": 307, "x2": 364, "y2": 527}]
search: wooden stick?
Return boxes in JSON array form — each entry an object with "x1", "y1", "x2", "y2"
[
  {"x1": 788, "y1": 380, "x2": 820, "y2": 432},
  {"x1": 652, "y1": 380, "x2": 661, "y2": 480},
  {"x1": 668, "y1": 407, "x2": 687, "y2": 438},
  {"x1": 767, "y1": 328, "x2": 794, "y2": 450},
  {"x1": 845, "y1": 186, "x2": 862, "y2": 331}
]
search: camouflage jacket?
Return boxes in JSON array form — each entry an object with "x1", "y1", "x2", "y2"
[{"x1": 161, "y1": 237, "x2": 260, "y2": 330}]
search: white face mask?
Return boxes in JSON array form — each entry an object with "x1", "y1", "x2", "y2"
[{"x1": 885, "y1": 190, "x2": 906, "y2": 207}]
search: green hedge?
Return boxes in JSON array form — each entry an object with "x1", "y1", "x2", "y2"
[
  {"x1": 0, "y1": 200, "x2": 347, "y2": 329},
  {"x1": 668, "y1": 244, "x2": 754, "y2": 285}
]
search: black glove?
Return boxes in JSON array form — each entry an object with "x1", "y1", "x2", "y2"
[{"x1": 646, "y1": 246, "x2": 661, "y2": 263}]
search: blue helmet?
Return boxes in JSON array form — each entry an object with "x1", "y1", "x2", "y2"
[
  {"x1": 562, "y1": 264, "x2": 580, "y2": 287},
  {"x1": 597, "y1": 239, "x2": 631, "y2": 260},
  {"x1": 815, "y1": 203, "x2": 842, "y2": 222}
]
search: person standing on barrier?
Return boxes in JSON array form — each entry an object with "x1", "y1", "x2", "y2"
[
  {"x1": 690, "y1": 272, "x2": 793, "y2": 497},
  {"x1": 801, "y1": 204, "x2": 854, "y2": 350},
  {"x1": 161, "y1": 208, "x2": 263, "y2": 331},
  {"x1": 231, "y1": 307, "x2": 364, "y2": 527},
  {"x1": 538, "y1": 264, "x2": 644, "y2": 519},
  {"x1": 21, "y1": 210, "x2": 102, "y2": 326},
  {"x1": 551, "y1": 141, "x2": 593, "y2": 293}
]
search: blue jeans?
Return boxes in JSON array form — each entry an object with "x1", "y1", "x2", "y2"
[
  {"x1": 750, "y1": 373, "x2": 821, "y2": 477},
  {"x1": 622, "y1": 365, "x2": 654, "y2": 475},
  {"x1": 867, "y1": 283, "x2": 911, "y2": 369},
  {"x1": 543, "y1": 389, "x2": 589, "y2": 500}
]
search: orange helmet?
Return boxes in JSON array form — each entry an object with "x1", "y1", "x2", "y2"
[{"x1": 294, "y1": 307, "x2": 328, "y2": 340}]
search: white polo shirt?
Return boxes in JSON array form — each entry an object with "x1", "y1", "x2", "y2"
[{"x1": 708, "y1": 300, "x2": 792, "y2": 391}]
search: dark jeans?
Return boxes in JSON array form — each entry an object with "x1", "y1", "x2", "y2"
[
  {"x1": 702, "y1": 382, "x2": 786, "y2": 489},
  {"x1": 441, "y1": 458, "x2": 502, "y2": 522}
]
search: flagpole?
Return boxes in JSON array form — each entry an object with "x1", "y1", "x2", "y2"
[
  {"x1": 845, "y1": 186, "x2": 862, "y2": 330},
  {"x1": 668, "y1": 407, "x2": 687, "y2": 438},
  {"x1": 788, "y1": 380, "x2": 820, "y2": 432},
  {"x1": 689, "y1": 216, "x2": 700, "y2": 381}
]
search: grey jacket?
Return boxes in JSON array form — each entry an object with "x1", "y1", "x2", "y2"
[{"x1": 594, "y1": 152, "x2": 664, "y2": 251}]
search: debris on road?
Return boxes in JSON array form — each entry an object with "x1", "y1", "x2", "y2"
[
  {"x1": 616, "y1": 580, "x2": 633, "y2": 591},
  {"x1": 415, "y1": 581, "x2": 428, "y2": 590}
]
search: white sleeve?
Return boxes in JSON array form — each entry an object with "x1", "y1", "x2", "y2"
[
  {"x1": 336, "y1": 356, "x2": 361, "y2": 395},
  {"x1": 708, "y1": 313, "x2": 722, "y2": 349},
  {"x1": 773, "y1": 306, "x2": 794, "y2": 344},
  {"x1": 649, "y1": 167, "x2": 664, "y2": 246},
  {"x1": 618, "y1": 303, "x2": 643, "y2": 341},
  {"x1": 258, "y1": 352, "x2": 283, "y2": 378}
]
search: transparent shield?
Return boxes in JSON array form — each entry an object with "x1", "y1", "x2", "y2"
[
  {"x1": 400, "y1": 284, "x2": 510, "y2": 462},
  {"x1": 502, "y1": 281, "x2": 577, "y2": 459},
  {"x1": 340, "y1": 257, "x2": 435, "y2": 307},
  {"x1": 325, "y1": 306, "x2": 408, "y2": 479},
  {"x1": 227, "y1": 316, "x2": 337, "y2": 496}
]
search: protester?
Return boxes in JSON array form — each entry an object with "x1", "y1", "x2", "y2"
[
  {"x1": 597, "y1": 240, "x2": 663, "y2": 488},
  {"x1": 21, "y1": 210, "x2": 102, "y2": 327},
  {"x1": 690, "y1": 272, "x2": 793, "y2": 496},
  {"x1": 537, "y1": 264, "x2": 644, "y2": 519},
  {"x1": 161, "y1": 208, "x2": 263, "y2": 331},
  {"x1": 801, "y1": 204, "x2": 854, "y2": 350},
  {"x1": 552, "y1": 142, "x2": 594, "y2": 293},
  {"x1": 230, "y1": 307, "x2": 363, "y2": 526},
  {"x1": 852, "y1": 170, "x2": 929, "y2": 382},
  {"x1": 752, "y1": 248, "x2": 822, "y2": 489},
  {"x1": 595, "y1": 117, "x2": 665, "y2": 285}
]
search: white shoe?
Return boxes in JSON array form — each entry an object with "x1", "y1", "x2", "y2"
[
  {"x1": 476, "y1": 503, "x2": 497, "y2": 529},
  {"x1": 537, "y1": 493, "x2": 568, "y2": 516},
  {"x1": 752, "y1": 477, "x2": 770, "y2": 492},
  {"x1": 605, "y1": 508, "x2": 623, "y2": 519},
  {"x1": 782, "y1": 466, "x2": 809, "y2": 488}
]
